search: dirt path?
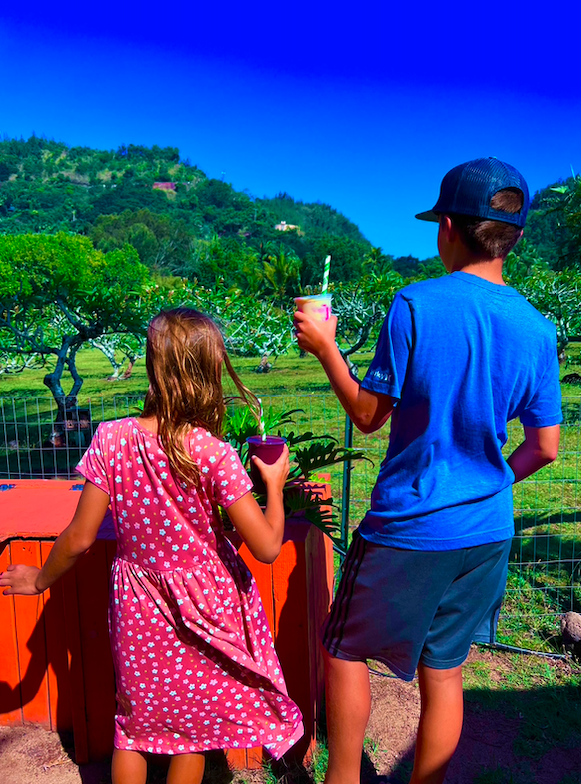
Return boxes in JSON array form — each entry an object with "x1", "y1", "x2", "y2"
[{"x1": 1, "y1": 650, "x2": 579, "y2": 784}]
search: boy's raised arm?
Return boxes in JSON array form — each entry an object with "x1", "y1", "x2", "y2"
[{"x1": 294, "y1": 311, "x2": 394, "y2": 434}]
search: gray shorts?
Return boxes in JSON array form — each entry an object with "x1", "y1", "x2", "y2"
[{"x1": 321, "y1": 531, "x2": 511, "y2": 681}]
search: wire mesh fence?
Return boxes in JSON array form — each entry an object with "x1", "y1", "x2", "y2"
[{"x1": 1, "y1": 393, "x2": 579, "y2": 652}]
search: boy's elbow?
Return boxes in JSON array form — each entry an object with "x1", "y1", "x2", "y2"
[
  {"x1": 353, "y1": 412, "x2": 378, "y2": 435},
  {"x1": 541, "y1": 445, "x2": 559, "y2": 464}
]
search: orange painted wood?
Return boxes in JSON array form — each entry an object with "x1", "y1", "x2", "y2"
[
  {"x1": 273, "y1": 527, "x2": 313, "y2": 762},
  {"x1": 0, "y1": 542, "x2": 23, "y2": 725},
  {"x1": 226, "y1": 549, "x2": 274, "y2": 769},
  {"x1": 0, "y1": 479, "x2": 334, "y2": 769},
  {"x1": 0, "y1": 480, "x2": 84, "y2": 541},
  {"x1": 75, "y1": 542, "x2": 116, "y2": 761},
  {"x1": 40, "y1": 541, "x2": 73, "y2": 732},
  {"x1": 10, "y1": 540, "x2": 51, "y2": 727},
  {"x1": 304, "y1": 524, "x2": 334, "y2": 761},
  {"x1": 225, "y1": 747, "x2": 248, "y2": 769},
  {"x1": 62, "y1": 565, "x2": 89, "y2": 765}
]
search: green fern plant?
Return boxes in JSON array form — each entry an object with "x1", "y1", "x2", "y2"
[
  {"x1": 283, "y1": 486, "x2": 339, "y2": 539},
  {"x1": 291, "y1": 439, "x2": 372, "y2": 481},
  {"x1": 225, "y1": 404, "x2": 373, "y2": 541}
]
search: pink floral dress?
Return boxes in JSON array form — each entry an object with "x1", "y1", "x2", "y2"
[{"x1": 77, "y1": 418, "x2": 303, "y2": 758}]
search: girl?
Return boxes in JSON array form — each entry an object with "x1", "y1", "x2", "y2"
[{"x1": 1, "y1": 308, "x2": 303, "y2": 784}]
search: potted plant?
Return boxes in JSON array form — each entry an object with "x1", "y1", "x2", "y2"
[{"x1": 224, "y1": 403, "x2": 371, "y2": 543}]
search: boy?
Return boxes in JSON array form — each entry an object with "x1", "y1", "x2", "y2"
[{"x1": 294, "y1": 158, "x2": 562, "y2": 784}]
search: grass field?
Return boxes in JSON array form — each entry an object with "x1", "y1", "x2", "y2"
[{"x1": 2, "y1": 345, "x2": 581, "y2": 655}]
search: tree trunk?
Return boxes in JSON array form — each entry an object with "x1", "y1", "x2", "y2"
[{"x1": 42, "y1": 337, "x2": 83, "y2": 431}]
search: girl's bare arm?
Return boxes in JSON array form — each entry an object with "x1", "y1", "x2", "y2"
[
  {"x1": 0, "y1": 482, "x2": 110, "y2": 595},
  {"x1": 226, "y1": 447, "x2": 289, "y2": 564}
]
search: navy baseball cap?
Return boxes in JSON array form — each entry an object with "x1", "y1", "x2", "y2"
[{"x1": 416, "y1": 157, "x2": 530, "y2": 228}]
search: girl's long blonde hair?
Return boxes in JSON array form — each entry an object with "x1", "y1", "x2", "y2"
[{"x1": 142, "y1": 308, "x2": 259, "y2": 487}]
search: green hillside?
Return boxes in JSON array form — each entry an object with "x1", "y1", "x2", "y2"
[
  {"x1": 1, "y1": 136, "x2": 579, "y2": 285},
  {"x1": 0, "y1": 136, "x2": 375, "y2": 287}
]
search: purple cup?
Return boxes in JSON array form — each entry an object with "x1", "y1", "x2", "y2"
[{"x1": 246, "y1": 435, "x2": 287, "y2": 494}]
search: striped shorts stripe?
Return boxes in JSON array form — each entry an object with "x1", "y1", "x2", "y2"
[{"x1": 321, "y1": 532, "x2": 367, "y2": 657}]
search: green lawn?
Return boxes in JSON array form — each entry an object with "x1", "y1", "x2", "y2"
[{"x1": 2, "y1": 345, "x2": 581, "y2": 653}]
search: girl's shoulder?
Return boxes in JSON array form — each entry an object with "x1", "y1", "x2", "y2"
[
  {"x1": 186, "y1": 428, "x2": 242, "y2": 467},
  {"x1": 187, "y1": 427, "x2": 234, "y2": 453},
  {"x1": 91, "y1": 417, "x2": 141, "y2": 449}
]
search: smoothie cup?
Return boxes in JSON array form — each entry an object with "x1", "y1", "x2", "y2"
[
  {"x1": 294, "y1": 293, "x2": 333, "y2": 322},
  {"x1": 246, "y1": 435, "x2": 287, "y2": 495}
]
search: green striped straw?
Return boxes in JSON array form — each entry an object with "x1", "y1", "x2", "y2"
[
  {"x1": 257, "y1": 397, "x2": 266, "y2": 442},
  {"x1": 321, "y1": 255, "x2": 331, "y2": 294}
]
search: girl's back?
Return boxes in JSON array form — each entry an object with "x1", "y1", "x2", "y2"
[
  {"x1": 80, "y1": 417, "x2": 251, "y2": 569},
  {"x1": 2, "y1": 308, "x2": 302, "y2": 783},
  {"x1": 77, "y1": 415, "x2": 303, "y2": 758}
]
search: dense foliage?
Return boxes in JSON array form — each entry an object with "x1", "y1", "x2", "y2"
[
  {"x1": 1, "y1": 136, "x2": 581, "y2": 400},
  {"x1": 0, "y1": 136, "x2": 379, "y2": 288}
]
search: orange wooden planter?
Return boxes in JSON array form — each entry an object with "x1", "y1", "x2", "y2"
[{"x1": 0, "y1": 478, "x2": 334, "y2": 769}]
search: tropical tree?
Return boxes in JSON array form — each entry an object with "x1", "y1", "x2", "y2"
[
  {"x1": 515, "y1": 268, "x2": 581, "y2": 359},
  {"x1": 331, "y1": 268, "x2": 405, "y2": 367},
  {"x1": 260, "y1": 243, "x2": 301, "y2": 306},
  {"x1": 0, "y1": 233, "x2": 156, "y2": 411}
]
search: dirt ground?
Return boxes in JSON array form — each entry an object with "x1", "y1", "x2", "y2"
[{"x1": 1, "y1": 649, "x2": 580, "y2": 784}]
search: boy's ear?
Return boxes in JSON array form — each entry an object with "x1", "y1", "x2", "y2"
[{"x1": 439, "y1": 214, "x2": 456, "y2": 242}]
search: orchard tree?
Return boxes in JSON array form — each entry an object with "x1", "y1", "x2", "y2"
[
  {"x1": 193, "y1": 284, "x2": 294, "y2": 369},
  {"x1": 515, "y1": 268, "x2": 581, "y2": 359},
  {"x1": 0, "y1": 233, "x2": 158, "y2": 411},
  {"x1": 331, "y1": 268, "x2": 405, "y2": 368}
]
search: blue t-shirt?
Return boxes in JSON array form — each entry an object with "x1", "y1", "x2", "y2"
[{"x1": 359, "y1": 271, "x2": 562, "y2": 550}]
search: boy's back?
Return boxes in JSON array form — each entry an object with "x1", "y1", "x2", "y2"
[
  {"x1": 295, "y1": 157, "x2": 562, "y2": 784},
  {"x1": 359, "y1": 271, "x2": 562, "y2": 549}
]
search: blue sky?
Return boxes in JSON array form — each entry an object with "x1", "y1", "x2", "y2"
[{"x1": 1, "y1": 2, "x2": 581, "y2": 260}]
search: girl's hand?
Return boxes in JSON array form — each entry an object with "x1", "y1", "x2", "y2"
[
  {"x1": 0, "y1": 564, "x2": 43, "y2": 596},
  {"x1": 294, "y1": 311, "x2": 338, "y2": 359},
  {"x1": 252, "y1": 446, "x2": 290, "y2": 494}
]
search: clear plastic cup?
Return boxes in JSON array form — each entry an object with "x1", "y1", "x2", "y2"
[
  {"x1": 246, "y1": 436, "x2": 287, "y2": 495},
  {"x1": 294, "y1": 294, "x2": 332, "y2": 322}
]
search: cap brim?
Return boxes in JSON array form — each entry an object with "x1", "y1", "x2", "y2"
[{"x1": 415, "y1": 210, "x2": 440, "y2": 223}]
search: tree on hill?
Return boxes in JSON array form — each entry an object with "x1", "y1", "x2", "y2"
[
  {"x1": 0, "y1": 233, "x2": 159, "y2": 411},
  {"x1": 259, "y1": 192, "x2": 369, "y2": 243},
  {"x1": 392, "y1": 255, "x2": 420, "y2": 278},
  {"x1": 90, "y1": 209, "x2": 194, "y2": 273},
  {"x1": 524, "y1": 177, "x2": 577, "y2": 269}
]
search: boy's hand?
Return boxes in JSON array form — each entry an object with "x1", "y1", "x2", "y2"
[
  {"x1": 0, "y1": 564, "x2": 43, "y2": 596},
  {"x1": 252, "y1": 446, "x2": 290, "y2": 494},
  {"x1": 294, "y1": 312, "x2": 337, "y2": 359}
]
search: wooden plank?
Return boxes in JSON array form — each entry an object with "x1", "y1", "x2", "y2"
[
  {"x1": 304, "y1": 525, "x2": 334, "y2": 762},
  {"x1": 76, "y1": 542, "x2": 116, "y2": 761},
  {"x1": 225, "y1": 748, "x2": 248, "y2": 769},
  {"x1": 246, "y1": 746, "x2": 264, "y2": 770},
  {"x1": 0, "y1": 481, "x2": 84, "y2": 541},
  {"x1": 235, "y1": 546, "x2": 274, "y2": 768},
  {"x1": 41, "y1": 541, "x2": 73, "y2": 732},
  {"x1": 0, "y1": 541, "x2": 23, "y2": 725},
  {"x1": 10, "y1": 539, "x2": 51, "y2": 727},
  {"x1": 62, "y1": 565, "x2": 89, "y2": 764},
  {"x1": 271, "y1": 528, "x2": 312, "y2": 762},
  {"x1": 238, "y1": 546, "x2": 275, "y2": 634}
]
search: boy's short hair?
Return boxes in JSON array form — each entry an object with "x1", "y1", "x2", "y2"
[
  {"x1": 449, "y1": 188, "x2": 524, "y2": 260},
  {"x1": 416, "y1": 157, "x2": 529, "y2": 259}
]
